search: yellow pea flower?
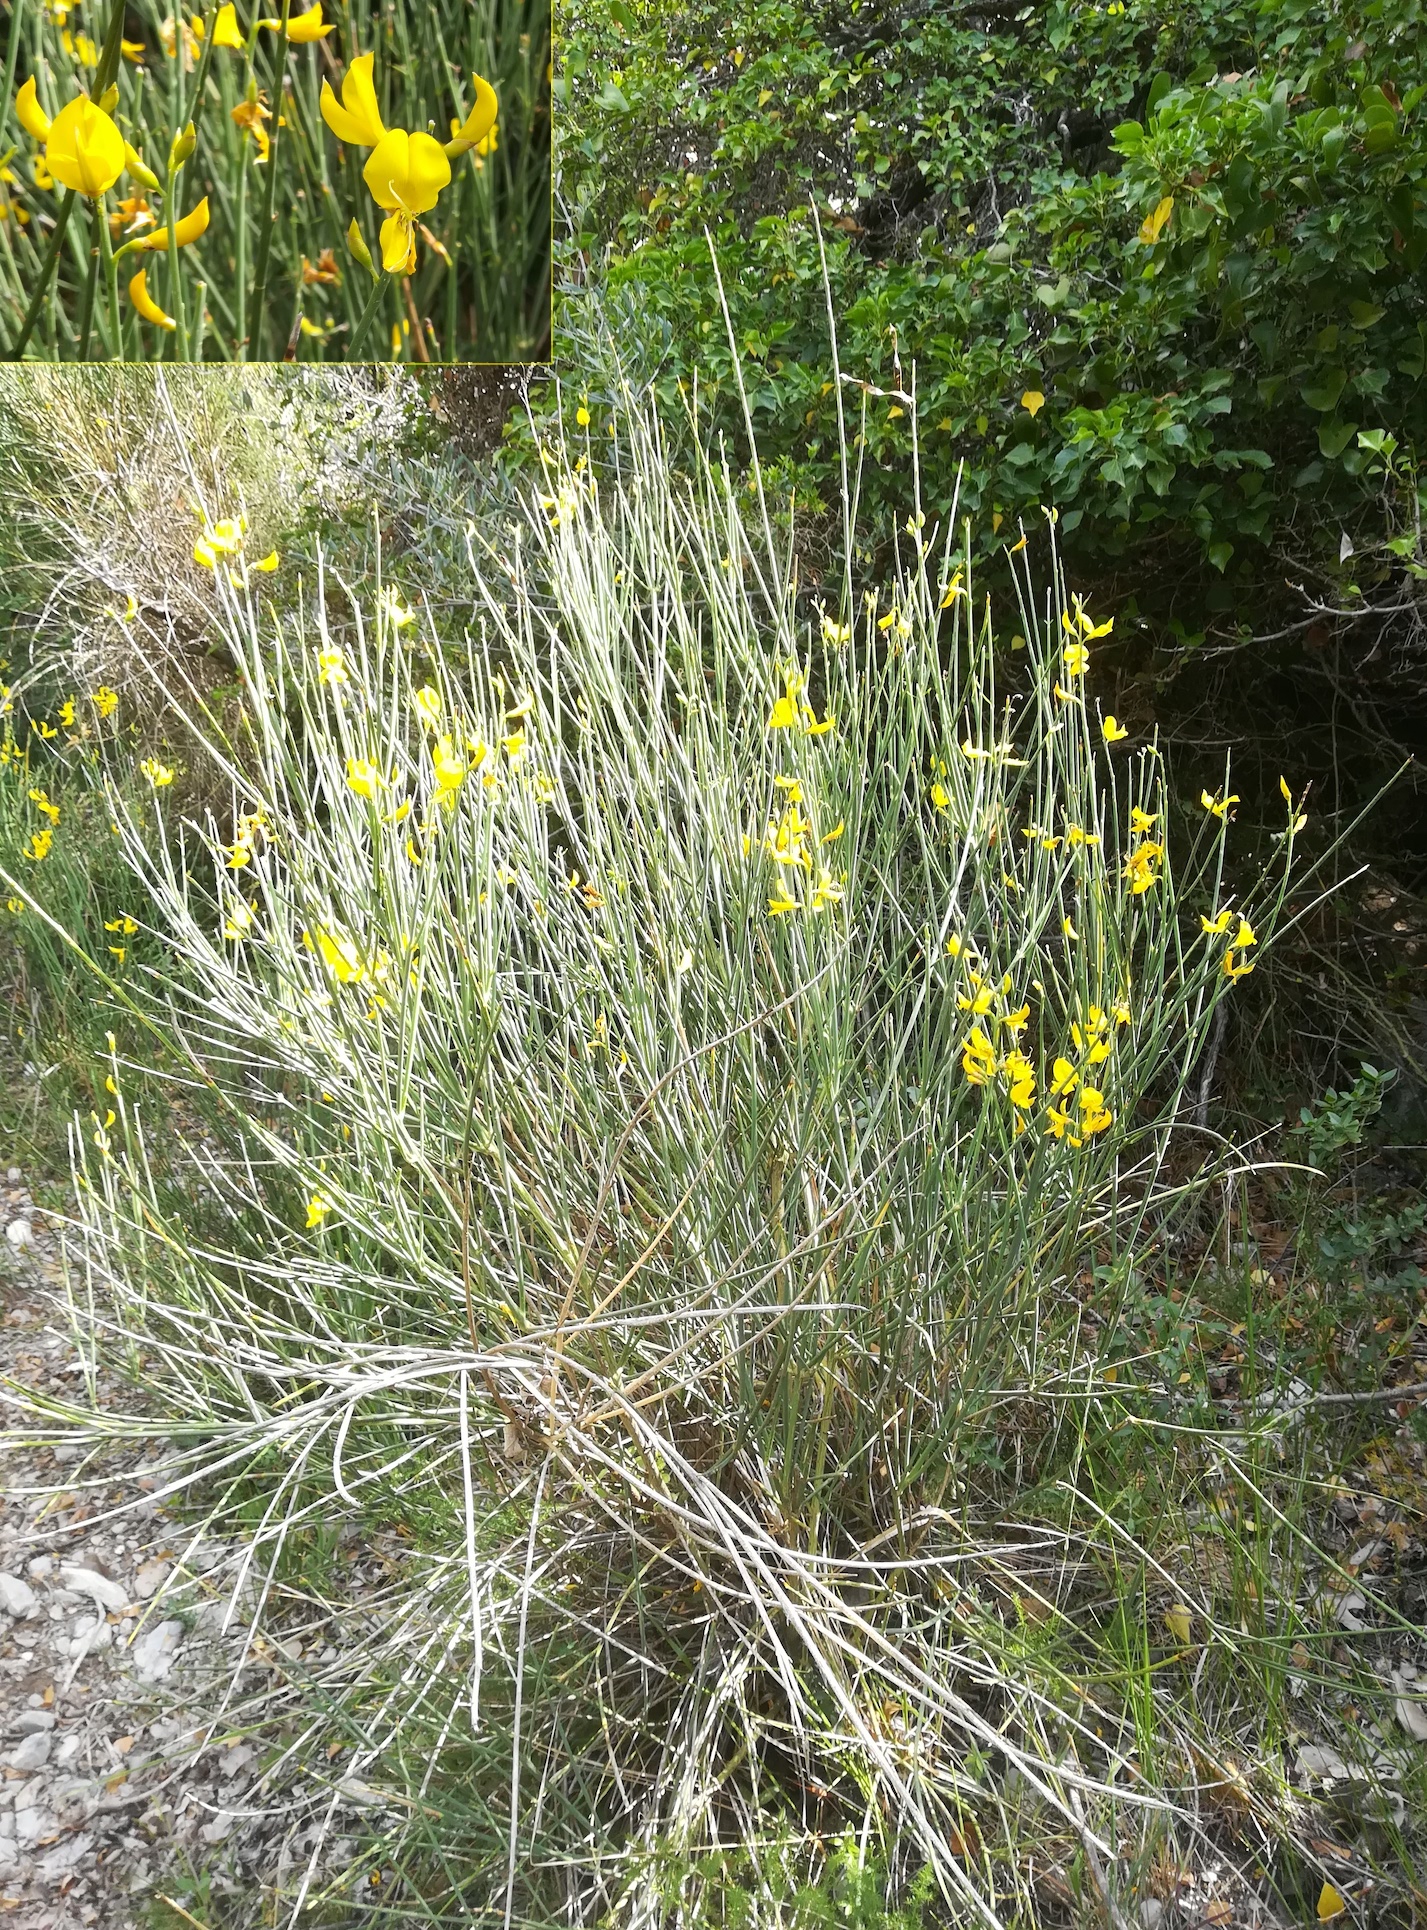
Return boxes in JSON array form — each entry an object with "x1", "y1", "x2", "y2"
[
  {"x1": 413, "y1": 685, "x2": 442, "y2": 729},
  {"x1": 141, "y1": 758, "x2": 174, "y2": 786},
  {"x1": 1130, "y1": 806, "x2": 1158, "y2": 834},
  {"x1": 260, "y1": 1, "x2": 331, "y2": 40},
  {"x1": 1049, "y1": 1056, "x2": 1078, "y2": 1097},
  {"x1": 767, "y1": 887, "x2": 798, "y2": 915},
  {"x1": 28, "y1": 788, "x2": 60, "y2": 824},
  {"x1": 23, "y1": 826, "x2": 54, "y2": 861},
  {"x1": 1102, "y1": 715, "x2": 1129, "y2": 743},
  {"x1": 223, "y1": 899, "x2": 256, "y2": 940},
  {"x1": 1200, "y1": 790, "x2": 1239, "y2": 820},
  {"x1": 253, "y1": 550, "x2": 279, "y2": 572},
  {"x1": 104, "y1": 914, "x2": 137, "y2": 934},
  {"x1": 346, "y1": 756, "x2": 385, "y2": 797},
  {"x1": 1078, "y1": 1088, "x2": 1113, "y2": 1135},
  {"x1": 1002, "y1": 1050, "x2": 1036, "y2": 1109},
  {"x1": 317, "y1": 648, "x2": 346, "y2": 686},
  {"x1": 121, "y1": 196, "x2": 209, "y2": 254},
  {"x1": 305, "y1": 1190, "x2": 332, "y2": 1227},
  {"x1": 91, "y1": 685, "x2": 118, "y2": 716},
  {"x1": 930, "y1": 781, "x2": 950, "y2": 811},
  {"x1": 1223, "y1": 950, "x2": 1255, "y2": 983},
  {"x1": 319, "y1": 51, "x2": 385, "y2": 147},
  {"x1": 1045, "y1": 1103, "x2": 1079, "y2": 1145},
  {"x1": 961, "y1": 1026, "x2": 998, "y2": 1087},
  {"x1": 45, "y1": 93, "x2": 126, "y2": 197},
  {"x1": 444, "y1": 74, "x2": 499, "y2": 157},
  {"x1": 128, "y1": 267, "x2": 176, "y2": 329},
  {"x1": 1062, "y1": 643, "x2": 1089, "y2": 677},
  {"x1": 1233, "y1": 918, "x2": 1257, "y2": 949},
  {"x1": 1201, "y1": 909, "x2": 1233, "y2": 936},
  {"x1": 212, "y1": 3, "x2": 245, "y2": 48},
  {"x1": 1062, "y1": 916, "x2": 1077, "y2": 941}
]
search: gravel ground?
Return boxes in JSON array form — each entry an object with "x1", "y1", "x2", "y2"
[{"x1": 0, "y1": 1169, "x2": 389, "y2": 1929}]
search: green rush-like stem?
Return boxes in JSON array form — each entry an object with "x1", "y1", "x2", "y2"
[
  {"x1": 165, "y1": 168, "x2": 187, "y2": 361},
  {"x1": 191, "y1": 280, "x2": 207, "y2": 361},
  {"x1": 234, "y1": 139, "x2": 248, "y2": 356},
  {"x1": 348, "y1": 270, "x2": 389, "y2": 361},
  {"x1": 3, "y1": 187, "x2": 79, "y2": 359},
  {"x1": 97, "y1": 191, "x2": 120, "y2": 357},
  {"x1": 245, "y1": 0, "x2": 292, "y2": 361},
  {"x1": 75, "y1": 206, "x2": 100, "y2": 361},
  {"x1": 0, "y1": 0, "x2": 27, "y2": 155}
]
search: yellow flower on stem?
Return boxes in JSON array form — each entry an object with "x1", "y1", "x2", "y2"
[
  {"x1": 1130, "y1": 806, "x2": 1158, "y2": 834},
  {"x1": 444, "y1": 74, "x2": 499, "y2": 158},
  {"x1": 1078, "y1": 1087, "x2": 1113, "y2": 1135},
  {"x1": 1102, "y1": 714, "x2": 1129, "y2": 743},
  {"x1": 305, "y1": 1190, "x2": 332, "y2": 1228},
  {"x1": 231, "y1": 91, "x2": 271, "y2": 161},
  {"x1": 346, "y1": 756, "x2": 386, "y2": 798},
  {"x1": 961, "y1": 1026, "x2": 998, "y2": 1087},
  {"x1": 45, "y1": 93, "x2": 126, "y2": 196},
  {"x1": 23, "y1": 826, "x2": 54, "y2": 861},
  {"x1": 1063, "y1": 642, "x2": 1089, "y2": 677},
  {"x1": 140, "y1": 758, "x2": 174, "y2": 786},
  {"x1": 412, "y1": 686, "x2": 442, "y2": 729},
  {"x1": 90, "y1": 686, "x2": 118, "y2": 717},
  {"x1": 1200, "y1": 789, "x2": 1240, "y2": 820},
  {"x1": 259, "y1": 1, "x2": 331, "y2": 41},
  {"x1": 317, "y1": 648, "x2": 346, "y2": 686},
  {"x1": 319, "y1": 52, "x2": 385, "y2": 147},
  {"x1": 1124, "y1": 839, "x2": 1163, "y2": 895},
  {"x1": 1223, "y1": 950, "x2": 1255, "y2": 983},
  {"x1": 1201, "y1": 909, "x2": 1233, "y2": 936},
  {"x1": 28, "y1": 788, "x2": 60, "y2": 825},
  {"x1": 1233, "y1": 918, "x2": 1257, "y2": 949}
]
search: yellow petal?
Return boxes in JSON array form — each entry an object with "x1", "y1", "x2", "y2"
[
  {"x1": 1317, "y1": 1884, "x2": 1346, "y2": 1923},
  {"x1": 128, "y1": 266, "x2": 176, "y2": 330},
  {"x1": 253, "y1": 550, "x2": 279, "y2": 572},
  {"x1": 320, "y1": 52, "x2": 385, "y2": 147},
  {"x1": 1139, "y1": 194, "x2": 1174, "y2": 245},
  {"x1": 364, "y1": 128, "x2": 450, "y2": 218},
  {"x1": 212, "y1": 3, "x2": 245, "y2": 47},
  {"x1": 378, "y1": 209, "x2": 415, "y2": 274},
  {"x1": 444, "y1": 72, "x2": 498, "y2": 156},
  {"x1": 16, "y1": 76, "x2": 52, "y2": 143},
  {"x1": 264, "y1": 1, "x2": 331, "y2": 40},
  {"x1": 1163, "y1": 1603, "x2": 1192, "y2": 1645},
  {"x1": 130, "y1": 195, "x2": 209, "y2": 251},
  {"x1": 46, "y1": 94, "x2": 125, "y2": 197},
  {"x1": 1020, "y1": 389, "x2": 1045, "y2": 417}
]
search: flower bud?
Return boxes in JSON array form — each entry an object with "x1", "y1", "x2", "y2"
[
  {"x1": 124, "y1": 142, "x2": 160, "y2": 190},
  {"x1": 346, "y1": 217, "x2": 376, "y2": 277},
  {"x1": 95, "y1": 84, "x2": 120, "y2": 114},
  {"x1": 168, "y1": 120, "x2": 196, "y2": 172}
]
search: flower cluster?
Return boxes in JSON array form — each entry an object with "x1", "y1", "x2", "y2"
[
  {"x1": 749, "y1": 775, "x2": 845, "y2": 916},
  {"x1": 766, "y1": 664, "x2": 835, "y2": 736}
]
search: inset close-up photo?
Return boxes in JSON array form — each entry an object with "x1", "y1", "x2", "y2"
[{"x1": 0, "y1": 0, "x2": 551, "y2": 362}]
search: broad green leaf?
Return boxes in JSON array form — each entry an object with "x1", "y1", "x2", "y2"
[{"x1": 1301, "y1": 368, "x2": 1347, "y2": 412}]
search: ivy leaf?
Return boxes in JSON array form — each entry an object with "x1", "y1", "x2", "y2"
[
  {"x1": 1301, "y1": 368, "x2": 1347, "y2": 412},
  {"x1": 1318, "y1": 417, "x2": 1357, "y2": 459}
]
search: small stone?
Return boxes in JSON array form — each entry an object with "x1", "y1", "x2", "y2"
[
  {"x1": 6, "y1": 1726, "x2": 53, "y2": 1770},
  {"x1": 38, "y1": 1829, "x2": 92, "y2": 1880},
  {"x1": 0, "y1": 1574, "x2": 37, "y2": 1618},
  {"x1": 130, "y1": 1618, "x2": 185, "y2": 1682},
  {"x1": 60, "y1": 1566, "x2": 128, "y2": 1614},
  {"x1": 4, "y1": 1219, "x2": 34, "y2": 1251},
  {"x1": 26, "y1": 1557, "x2": 54, "y2": 1582},
  {"x1": 14, "y1": 1804, "x2": 57, "y2": 1844},
  {"x1": 11, "y1": 1711, "x2": 56, "y2": 1737},
  {"x1": 6, "y1": 1167, "x2": 20, "y2": 1184},
  {"x1": 131, "y1": 1560, "x2": 171, "y2": 1602}
]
